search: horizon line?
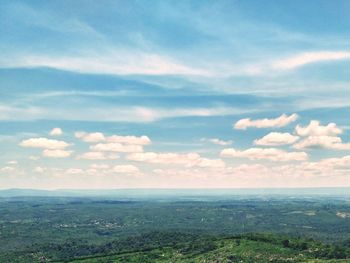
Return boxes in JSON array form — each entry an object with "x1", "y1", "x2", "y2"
[{"x1": 2, "y1": 186, "x2": 350, "y2": 191}]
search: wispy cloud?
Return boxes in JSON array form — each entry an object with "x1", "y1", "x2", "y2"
[
  {"x1": 272, "y1": 51, "x2": 350, "y2": 70},
  {"x1": 200, "y1": 138, "x2": 233, "y2": 146},
  {"x1": 224, "y1": 51, "x2": 350, "y2": 77},
  {"x1": 3, "y1": 1, "x2": 350, "y2": 188},
  {"x1": 0, "y1": 53, "x2": 209, "y2": 76},
  {"x1": 0, "y1": 104, "x2": 256, "y2": 122}
]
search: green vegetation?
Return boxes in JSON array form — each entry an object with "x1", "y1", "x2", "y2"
[
  {"x1": 0, "y1": 196, "x2": 350, "y2": 262},
  {"x1": 69, "y1": 233, "x2": 350, "y2": 263}
]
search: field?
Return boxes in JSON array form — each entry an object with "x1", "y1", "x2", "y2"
[{"x1": 0, "y1": 191, "x2": 350, "y2": 262}]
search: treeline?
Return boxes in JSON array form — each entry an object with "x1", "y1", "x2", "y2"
[
  {"x1": 5, "y1": 232, "x2": 206, "y2": 262},
  {"x1": 234, "y1": 233, "x2": 350, "y2": 260},
  {"x1": 2, "y1": 231, "x2": 350, "y2": 262}
]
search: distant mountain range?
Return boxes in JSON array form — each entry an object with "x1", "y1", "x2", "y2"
[{"x1": 0, "y1": 188, "x2": 350, "y2": 198}]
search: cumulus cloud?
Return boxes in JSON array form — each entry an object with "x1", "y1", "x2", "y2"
[
  {"x1": 90, "y1": 164, "x2": 110, "y2": 169},
  {"x1": 220, "y1": 147, "x2": 307, "y2": 161},
  {"x1": 272, "y1": 51, "x2": 350, "y2": 70},
  {"x1": 107, "y1": 135, "x2": 151, "y2": 145},
  {"x1": 49, "y1": 128, "x2": 63, "y2": 136},
  {"x1": 254, "y1": 132, "x2": 299, "y2": 146},
  {"x1": 293, "y1": 120, "x2": 350, "y2": 150},
  {"x1": 127, "y1": 152, "x2": 198, "y2": 164},
  {"x1": 29, "y1": 156, "x2": 40, "y2": 161},
  {"x1": 193, "y1": 158, "x2": 226, "y2": 168},
  {"x1": 75, "y1": 131, "x2": 151, "y2": 145},
  {"x1": 295, "y1": 120, "x2": 342, "y2": 137},
  {"x1": 127, "y1": 152, "x2": 225, "y2": 168},
  {"x1": 285, "y1": 155, "x2": 350, "y2": 178},
  {"x1": 201, "y1": 138, "x2": 233, "y2": 146},
  {"x1": 228, "y1": 164, "x2": 269, "y2": 175},
  {"x1": 77, "y1": 151, "x2": 119, "y2": 160},
  {"x1": 65, "y1": 168, "x2": 84, "y2": 174},
  {"x1": 1, "y1": 166, "x2": 15, "y2": 172},
  {"x1": 20, "y1": 137, "x2": 70, "y2": 149},
  {"x1": 234, "y1": 113, "x2": 298, "y2": 130},
  {"x1": 112, "y1": 165, "x2": 140, "y2": 174},
  {"x1": 318, "y1": 155, "x2": 350, "y2": 169},
  {"x1": 75, "y1": 132, "x2": 105, "y2": 143},
  {"x1": 42, "y1": 149, "x2": 72, "y2": 158},
  {"x1": 293, "y1": 135, "x2": 350, "y2": 150},
  {"x1": 34, "y1": 166, "x2": 45, "y2": 173},
  {"x1": 79, "y1": 164, "x2": 140, "y2": 176},
  {"x1": 90, "y1": 143, "x2": 143, "y2": 153}
]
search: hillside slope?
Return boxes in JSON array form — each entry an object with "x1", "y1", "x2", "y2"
[{"x1": 69, "y1": 234, "x2": 350, "y2": 263}]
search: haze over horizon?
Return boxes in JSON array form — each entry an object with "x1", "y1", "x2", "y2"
[{"x1": 1, "y1": 0, "x2": 350, "y2": 189}]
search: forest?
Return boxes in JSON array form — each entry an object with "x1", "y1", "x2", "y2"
[{"x1": 0, "y1": 193, "x2": 350, "y2": 262}]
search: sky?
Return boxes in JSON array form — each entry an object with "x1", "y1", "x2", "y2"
[{"x1": 1, "y1": 0, "x2": 350, "y2": 189}]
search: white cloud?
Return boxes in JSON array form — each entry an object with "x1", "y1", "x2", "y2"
[
  {"x1": 20, "y1": 137, "x2": 70, "y2": 149},
  {"x1": 212, "y1": 49, "x2": 350, "y2": 77},
  {"x1": 4, "y1": 52, "x2": 208, "y2": 76},
  {"x1": 293, "y1": 121, "x2": 349, "y2": 150},
  {"x1": 127, "y1": 152, "x2": 225, "y2": 168},
  {"x1": 281, "y1": 155, "x2": 350, "y2": 179},
  {"x1": 49, "y1": 128, "x2": 63, "y2": 136},
  {"x1": 75, "y1": 132, "x2": 151, "y2": 145},
  {"x1": 272, "y1": 51, "x2": 350, "y2": 70},
  {"x1": 153, "y1": 107, "x2": 245, "y2": 120},
  {"x1": 228, "y1": 164, "x2": 269, "y2": 175},
  {"x1": 42, "y1": 149, "x2": 72, "y2": 158},
  {"x1": 34, "y1": 166, "x2": 45, "y2": 173},
  {"x1": 77, "y1": 152, "x2": 119, "y2": 160},
  {"x1": 193, "y1": 158, "x2": 226, "y2": 168},
  {"x1": 220, "y1": 147, "x2": 307, "y2": 162},
  {"x1": 106, "y1": 135, "x2": 151, "y2": 145},
  {"x1": 295, "y1": 120, "x2": 342, "y2": 137},
  {"x1": 234, "y1": 113, "x2": 298, "y2": 130},
  {"x1": 1, "y1": 166, "x2": 15, "y2": 172},
  {"x1": 90, "y1": 143, "x2": 143, "y2": 153},
  {"x1": 29, "y1": 156, "x2": 40, "y2": 161},
  {"x1": 254, "y1": 132, "x2": 299, "y2": 146},
  {"x1": 318, "y1": 155, "x2": 350, "y2": 169},
  {"x1": 127, "y1": 152, "x2": 199, "y2": 164},
  {"x1": 75, "y1": 132, "x2": 105, "y2": 143},
  {"x1": 65, "y1": 168, "x2": 84, "y2": 174},
  {"x1": 107, "y1": 107, "x2": 247, "y2": 123},
  {"x1": 7, "y1": 160, "x2": 18, "y2": 165},
  {"x1": 76, "y1": 164, "x2": 141, "y2": 176},
  {"x1": 201, "y1": 138, "x2": 233, "y2": 146},
  {"x1": 0, "y1": 104, "x2": 251, "y2": 122},
  {"x1": 112, "y1": 165, "x2": 140, "y2": 174},
  {"x1": 90, "y1": 164, "x2": 110, "y2": 169},
  {"x1": 293, "y1": 135, "x2": 350, "y2": 150}
]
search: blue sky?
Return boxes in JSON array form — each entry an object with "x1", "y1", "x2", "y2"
[{"x1": 1, "y1": 0, "x2": 350, "y2": 189}]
